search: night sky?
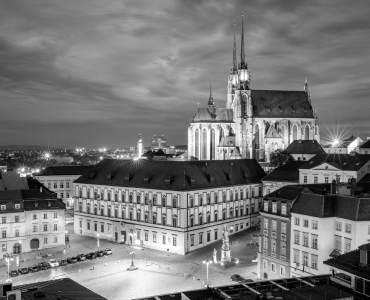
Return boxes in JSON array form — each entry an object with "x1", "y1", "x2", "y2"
[{"x1": 0, "y1": 0, "x2": 369, "y2": 149}]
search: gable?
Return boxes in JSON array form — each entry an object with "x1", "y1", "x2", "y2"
[
  {"x1": 311, "y1": 162, "x2": 341, "y2": 171},
  {"x1": 265, "y1": 125, "x2": 282, "y2": 139}
]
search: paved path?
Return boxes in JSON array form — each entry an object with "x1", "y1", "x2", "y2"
[{"x1": 1, "y1": 225, "x2": 260, "y2": 300}]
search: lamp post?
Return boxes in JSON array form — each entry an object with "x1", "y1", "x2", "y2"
[
  {"x1": 97, "y1": 234, "x2": 100, "y2": 249},
  {"x1": 127, "y1": 232, "x2": 137, "y2": 270},
  {"x1": 4, "y1": 253, "x2": 14, "y2": 282},
  {"x1": 203, "y1": 259, "x2": 212, "y2": 287},
  {"x1": 230, "y1": 226, "x2": 234, "y2": 245}
]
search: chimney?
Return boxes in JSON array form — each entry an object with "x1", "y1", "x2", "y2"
[
  {"x1": 40, "y1": 187, "x2": 43, "y2": 193},
  {"x1": 298, "y1": 139, "x2": 302, "y2": 144},
  {"x1": 350, "y1": 177, "x2": 356, "y2": 196},
  {"x1": 331, "y1": 179, "x2": 337, "y2": 194}
]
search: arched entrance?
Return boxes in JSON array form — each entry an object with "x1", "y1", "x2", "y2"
[
  {"x1": 264, "y1": 272, "x2": 268, "y2": 279},
  {"x1": 30, "y1": 238, "x2": 39, "y2": 250},
  {"x1": 13, "y1": 243, "x2": 21, "y2": 254}
]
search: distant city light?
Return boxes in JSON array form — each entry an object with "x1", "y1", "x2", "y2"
[
  {"x1": 103, "y1": 148, "x2": 106, "y2": 152},
  {"x1": 100, "y1": 156, "x2": 103, "y2": 160},
  {"x1": 35, "y1": 169, "x2": 40, "y2": 173},
  {"x1": 44, "y1": 152, "x2": 51, "y2": 159},
  {"x1": 21, "y1": 168, "x2": 25, "y2": 173},
  {"x1": 333, "y1": 139, "x2": 339, "y2": 146}
]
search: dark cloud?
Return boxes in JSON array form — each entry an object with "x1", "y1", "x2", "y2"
[{"x1": 0, "y1": 0, "x2": 369, "y2": 148}]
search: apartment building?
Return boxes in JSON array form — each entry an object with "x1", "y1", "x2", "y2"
[
  {"x1": 290, "y1": 193, "x2": 370, "y2": 278},
  {"x1": 34, "y1": 166, "x2": 94, "y2": 207},
  {"x1": 73, "y1": 159, "x2": 265, "y2": 254}
]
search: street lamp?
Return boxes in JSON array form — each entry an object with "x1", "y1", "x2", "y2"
[
  {"x1": 97, "y1": 234, "x2": 100, "y2": 249},
  {"x1": 203, "y1": 258, "x2": 212, "y2": 287},
  {"x1": 127, "y1": 232, "x2": 138, "y2": 271},
  {"x1": 230, "y1": 226, "x2": 234, "y2": 245},
  {"x1": 4, "y1": 253, "x2": 14, "y2": 282}
]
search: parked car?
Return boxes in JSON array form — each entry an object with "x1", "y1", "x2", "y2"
[
  {"x1": 104, "y1": 248, "x2": 113, "y2": 255},
  {"x1": 67, "y1": 257, "x2": 78, "y2": 264},
  {"x1": 59, "y1": 259, "x2": 68, "y2": 266},
  {"x1": 18, "y1": 267, "x2": 29, "y2": 275},
  {"x1": 95, "y1": 250, "x2": 105, "y2": 257},
  {"x1": 48, "y1": 259, "x2": 59, "y2": 267},
  {"x1": 9, "y1": 270, "x2": 19, "y2": 277},
  {"x1": 86, "y1": 252, "x2": 97, "y2": 260},
  {"x1": 38, "y1": 262, "x2": 50, "y2": 270},
  {"x1": 28, "y1": 265, "x2": 40, "y2": 273},
  {"x1": 76, "y1": 254, "x2": 86, "y2": 261}
]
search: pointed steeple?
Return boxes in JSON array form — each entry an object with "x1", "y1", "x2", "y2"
[
  {"x1": 208, "y1": 80, "x2": 214, "y2": 107},
  {"x1": 232, "y1": 20, "x2": 237, "y2": 74},
  {"x1": 240, "y1": 12, "x2": 247, "y2": 69},
  {"x1": 304, "y1": 77, "x2": 310, "y2": 97}
]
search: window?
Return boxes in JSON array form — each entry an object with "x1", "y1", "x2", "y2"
[
  {"x1": 153, "y1": 233, "x2": 157, "y2": 243},
  {"x1": 199, "y1": 214, "x2": 203, "y2": 225},
  {"x1": 303, "y1": 175, "x2": 307, "y2": 183},
  {"x1": 199, "y1": 195, "x2": 203, "y2": 206},
  {"x1": 87, "y1": 222, "x2": 90, "y2": 230},
  {"x1": 303, "y1": 252, "x2": 308, "y2": 266},
  {"x1": 108, "y1": 224, "x2": 112, "y2": 234},
  {"x1": 311, "y1": 254, "x2": 318, "y2": 269},
  {"x1": 94, "y1": 223, "x2": 97, "y2": 231},
  {"x1": 314, "y1": 176, "x2": 318, "y2": 184},
  {"x1": 162, "y1": 196, "x2": 166, "y2": 207},
  {"x1": 312, "y1": 220, "x2": 318, "y2": 230},
  {"x1": 345, "y1": 223, "x2": 352, "y2": 234},
  {"x1": 264, "y1": 201, "x2": 268, "y2": 211},
  {"x1": 54, "y1": 182, "x2": 57, "y2": 188},
  {"x1": 272, "y1": 203, "x2": 277, "y2": 213},
  {"x1": 281, "y1": 243, "x2": 286, "y2": 256},
  {"x1": 229, "y1": 209, "x2": 233, "y2": 218},
  {"x1": 294, "y1": 217, "x2": 300, "y2": 226},
  {"x1": 280, "y1": 266, "x2": 285, "y2": 277},
  {"x1": 44, "y1": 238, "x2": 48, "y2": 244},
  {"x1": 325, "y1": 176, "x2": 329, "y2": 183},
  {"x1": 303, "y1": 233, "x2": 309, "y2": 247},
  {"x1": 303, "y1": 219, "x2": 309, "y2": 227},
  {"x1": 190, "y1": 196, "x2": 194, "y2": 208},
  {"x1": 153, "y1": 215, "x2": 157, "y2": 224},
  {"x1": 240, "y1": 207, "x2": 244, "y2": 216},
  {"x1": 1, "y1": 217, "x2": 6, "y2": 224},
  {"x1": 263, "y1": 259, "x2": 267, "y2": 269},
  {"x1": 294, "y1": 249, "x2": 300, "y2": 263},
  {"x1": 60, "y1": 182, "x2": 64, "y2": 188},
  {"x1": 281, "y1": 223, "x2": 287, "y2": 234},
  {"x1": 336, "y1": 222, "x2": 342, "y2": 231},
  {"x1": 137, "y1": 193, "x2": 141, "y2": 204},
  {"x1": 66, "y1": 192, "x2": 69, "y2": 198},
  {"x1": 207, "y1": 232, "x2": 210, "y2": 242},
  {"x1": 281, "y1": 204, "x2": 287, "y2": 215},
  {"x1": 53, "y1": 224, "x2": 58, "y2": 231},
  {"x1": 206, "y1": 194, "x2": 210, "y2": 205},
  {"x1": 264, "y1": 219, "x2": 268, "y2": 230},
  {"x1": 229, "y1": 192, "x2": 233, "y2": 202},
  {"x1": 43, "y1": 213, "x2": 48, "y2": 219},
  {"x1": 153, "y1": 195, "x2": 157, "y2": 206},
  {"x1": 271, "y1": 240, "x2": 276, "y2": 254},
  {"x1": 214, "y1": 193, "x2": 218, "y2": 203},
  {"x1": 15, "y1": 229, "x2": 19, "y2": 237},
  {"x1": 261, "y1": 238, "x2": 268, "y2": 252},
  {"x1": 43, "y1": 224, "x2": 48, "y2": 231},
  {"x1": 101, "y1": 223, "x2": 104, "y2": 233},
  {"x1": 272, "y1": 220, "x2": 277, "y2": 232},
  {"x1": 48, "y1": 183, "x2": 51, "y2": 189},
  {"x1": 271, "y1": 262, "x2": 276, "y2": 273},
  {"x1": 129, "y1": 193, "x2": 133, "y2": 203},
  {"x1": 222, "y1": 211, "x2": 226, "y2": 220},
  {"x1": 312, "y1": 235, "x2": 318, "y2": 249},
  {"x1": 214, "y1": 230, "x2": 218, "y2": 240},
  {"x1": 214, "y1": 211, "x2": 218, "y2": 222},
  {"x1": 137, "y1": 212, "x2": 141, "y2": 221},
  {"x1": 54, "y1": 237, "x2": 58, "y2": 243},
  {"x1": 199, "y1": 233, "x2": 203, "y2": 244},
  {"x1": 33, "y1": 225, "x2": 37, "y2": 233},
  {"x1": 173, "y1": 236, "x2": 177, "y2": 246},
  {"x1": 240, "y1": 190, "x2": 244, "y2": 199},
  {"x1": 145, "y1": 232, "x2": 148, "y2": 241},
  {"x1": 54, "y1": 213, "x2": 57, "y2": 218},
  {"x1": 172, "y1": 197, "x2": 177, "y2": 208},
  {"x1": 190, "y1": 235, "x2": 194, "y2": 246},
  {"x1": 345, "y1": 238, "x2": 351, "y2": 253},
  {"x1": 222, "y1": 192, "x2": 226, "y2": 202},
  {"x1": 172, "y1": 217, "x2": 177, "y2": 227},
  {"x1": 162, "y1": 235, "x2": 166, "y2": 244},
  {"x1": 294, "y1": 231, "x2": 300, "y2": 245},
  {"x1": 335, "y1": 236, "x2": 342, "y2": 251},
  {"x1": 1, "y1": 205, "x2": 6, "y2": 210},
  {"x1": 66, "y1": 181, "x2": 70, "y2": 188},
  {"x1": 15, "y1": 204, "x2": 20, "y2": 209},
  {"x1": 115, "y1": 193, "x2": 119, "y2": 202},
  {"x1": 162, "y1": 216, "x2": 166, "y2": 226}
]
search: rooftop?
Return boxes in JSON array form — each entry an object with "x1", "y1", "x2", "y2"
[
  {"x1": 360, "y1": 139, "x2": 370, "y2": 149},
  {"x1": 74, "y1": 159, "x2": 266, "y2": 191},
  {"x1": 262, "y1": 160, "x2": 307, "y2": 183},
  {"x1": 285, "y1": 139, "x2": 325, "y2": 154},
  {"x1": 192, "y1": 107, "x2": 234, "y2": 123},
  {"x1": 35, "y1": 166, "x2": 95, "y2": 176}
]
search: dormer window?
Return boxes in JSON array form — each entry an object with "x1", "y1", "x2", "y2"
[
  {"x1": 0, "y1": 205, "x2": 6, "y2": 210},
  {"x1": 303, "y1": 106, "x2": 308, "y2": 113},
  {"x1": 34, "y1": 202, "x2": 38, "y2": 208},
  {"x1": 278, "y1": 106, "x2": 283, "y2": 113},
  {"x1": 48, "y1": 201, "x2": 51, "y2": 207},
  {"x1": 291, "y1": 106, "x2": 295, "y2": 112},
  {"x1": 272, "y1": 202, "x2": 277, "y2": 213},
  {"x1": 15, "y1": 204, "x2": 20, "y2": 209},
  {"x1": 265, "y1": 106, "x2": 271, "y2": 112}
]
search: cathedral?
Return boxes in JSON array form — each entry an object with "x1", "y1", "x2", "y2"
[{"x1": 188, "y1": 17, "x2": 320, "y2": 162}]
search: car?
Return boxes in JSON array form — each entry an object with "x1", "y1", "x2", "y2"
[
  {"x1": 86, "y1": 252, "x2": 97, "y2": 260},
  {"x1": 59, "y1": 259, "x2": 68, "y2": 266},
  {"x1": 28, "y1": 265, "x2": 40, "y2": 273},
  {"x1": 38, "y1": 262, "x2": 50, "y2": 270},
  {"x1": 67, "y1": 257, "x2": 78, "y2": 264},
  {"x1": 104, "y1": 248, "x2": 113, "y2": 255},
  {"x1": 18, "y1": 267, "x2": 29, "y2": 275},
  {"x1": 9, "y1": 270, "x2": 19, "y2": 277},
  {"x1": 76, "y1": 254, "x2": 86, "y2": 261},
  {"x1": 95, "y1": 250, "x2": 105, "y2": 257},
  {"x1": 48, "y1": 259, "x2": 59, "y2": 267}
]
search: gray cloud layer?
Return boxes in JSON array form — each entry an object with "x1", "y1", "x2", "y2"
[{"x1": 0, "y1": 0, "x2": 369, "y2": 148}]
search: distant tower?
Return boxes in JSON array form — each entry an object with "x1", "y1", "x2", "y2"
[
  {"x1": 208, "y1": 81, "x2": 215, "y2": 107},
  {"x1": 137, "y1": 134, "x2": 143, "y2": 157}
]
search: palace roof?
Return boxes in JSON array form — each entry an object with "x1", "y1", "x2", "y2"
[
  {"x1": 74, "y1": 159, "x2": 266, "y2": 190},
  {"x1": 262, "y1": 161, "x2": 307, "y2": 182},
  {"x1": 300, "y1": 153, "x2": 370, "y2": 171}
]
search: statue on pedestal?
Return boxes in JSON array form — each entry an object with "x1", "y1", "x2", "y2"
[{"x1": 221, "y1": 225, "x2": 231, "y2": 263}]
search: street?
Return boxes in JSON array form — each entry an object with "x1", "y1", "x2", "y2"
[{"x1": 1, "y1": 224, "x2": 260, "y2": 300}]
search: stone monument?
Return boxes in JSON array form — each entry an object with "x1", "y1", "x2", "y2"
[{"x1": 221, "y1": 225, "x2": 231, "y2": 263}]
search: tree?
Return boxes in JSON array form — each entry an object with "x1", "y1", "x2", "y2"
[{"x1": 269, "y1": 149, "x2": 293, "y2": 167}]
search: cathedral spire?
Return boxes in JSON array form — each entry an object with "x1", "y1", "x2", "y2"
[
  {"x1": 304, "y1": 77, "x2": 310, "y2": 97},
  {"x1": 208, "y1": 80, "x2": 214, "y2": 107},
  {"x1": 240, "y1": 12, "x2": 247, "y2": 69},
  {"x1": 232, "y1": 20, "x2": 237, "y2": 74}
]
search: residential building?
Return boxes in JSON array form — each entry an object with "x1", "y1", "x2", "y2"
[
  {"x1": 258, "y1": 184, "x2": 329, "y2": 280},
  {"x1": 262, "y1": 161, "x2": 307, "y2": 194},
  {"x1": 151, "y1": 135, "x2": 166, "y2": 151},
  {"x1": 290, "y1": 193, "x2": 370, "y2": 278},
  {"x1": 0, "y1": 189, "x2": 65, "y2": 257},
  {"x1": 188, "y1": 19, "x2": 320, "y2": 162},
  {"x1": 324, "y1": 242, "x2": 370, "y2": 299},
  {"x1": 299, "y1": 153, "x2": 370, "y2": 185},
  {"x1": 284, "y1": 139, "x2": 325, "y2": 161},
  {"x1": 359, "y1": 138, "x2": 370, "y2": 155},
  {"x1": 34, "y1": 166, "x2": 94, "y2": 207},
  {"x1": 324, "y1": 135, "x2": 363, "y2": 154},
  {"x1": 73, "y1": 159, "x2": 265, "y2": 254}
]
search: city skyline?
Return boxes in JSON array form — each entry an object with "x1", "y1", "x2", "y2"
[{"x1": 0, "y1": 0, "x2": 369, "y2": 148}]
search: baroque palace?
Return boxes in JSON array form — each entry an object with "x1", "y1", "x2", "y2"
[
  {"x1": 188, "y1": 17, "x2": 320, "y2": 161},
  {"x1": 73, "y1": 159, "x2": 265, "y2": 254}
]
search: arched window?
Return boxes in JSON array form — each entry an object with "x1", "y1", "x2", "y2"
[
  {"x1": 214, "y1": 192, "x2": 218, "y2": 203},
  {"x1": 153, "y1": 194, "x2": 157, "y2": 206},
  {"x1": 241, "y1": 94, "x2": 247, "y2": 117},
  {"x1": 222, "y1": 192, "x2": 226, "y2": 203},
  {"x1": 206, "y1": 193, "x2": 211, "y2": 205},
  {"x1": 172, "y1": 215, "x2": 177, "y2": 227},
  {"x1": 214, "y1": 210, "x2": 218, "y2": 222},
  {"x1": 190, "y1": 215, "x2": 194, "y2": 227},
  {"x1": 229, "y1": 126, "x2": 235, "y2": 136},
  {"x1": 144, "y1": 194, "x2": 149, "y2": 205},
  {"x1": 172, "y1": 196, "x2": 177, "y2": 208},
  {"x1": 195, "y1": 129, "x2": 200, "y2": 160},
  {"x1": 199, "y1": 195, "x2": 203, "y2": 206},
  {"x1": 230, "y1": 208, "x2": 234, "y2": 218},
  {"x1": 199, "y1": 213, "x2": 203, "y2": 225},
  {"x1": 161, "y1": 195, "x2": 166, "y2": 207},
  {"x1": 13, "y1": 243, "x2": 21, "y2": 254},
  {"x1": 219, "y1": 127, "x2": 224, "y2": 143},
  {"x1": 230, "y1": 191, "x2": 234, "y2": 201},
  {"x1": 210, "y1": 128, "x2": 215, "y2": 160},
  {"x1": 305, "y1": 125, "x2": 310, "y2": 140},
  {"x1": 136, "y1": 193, "x2": 141, "y2": 204},
  {"x1": 129, "y1": 193, "x2": 133, "y2": 203},
  {"x1": 293, "y1": 125, "x2": 298, "y2": 140},
  {"x1": 206, "y1": 212, "x2": 211, "y2": 223},
  {"x1": 190, "y1": 196, "x2": 194, "y2": 208},
  {"x1": 202, "y1": 129, "x2": 207, "y2": 160}
]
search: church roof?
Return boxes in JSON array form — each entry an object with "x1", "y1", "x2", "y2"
[
  {"x1": 192, "y1": 108, "x2": 234, "y2": 123},
  {"x1": 218, "y1": 136, "x2": 236, "y2": 147},
  {"x1": 250, "y1": 90, "x2": 314, "y2": 118},
  {"x1": 285, "y1": 139, "x2": 325, "y2": 154}
]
